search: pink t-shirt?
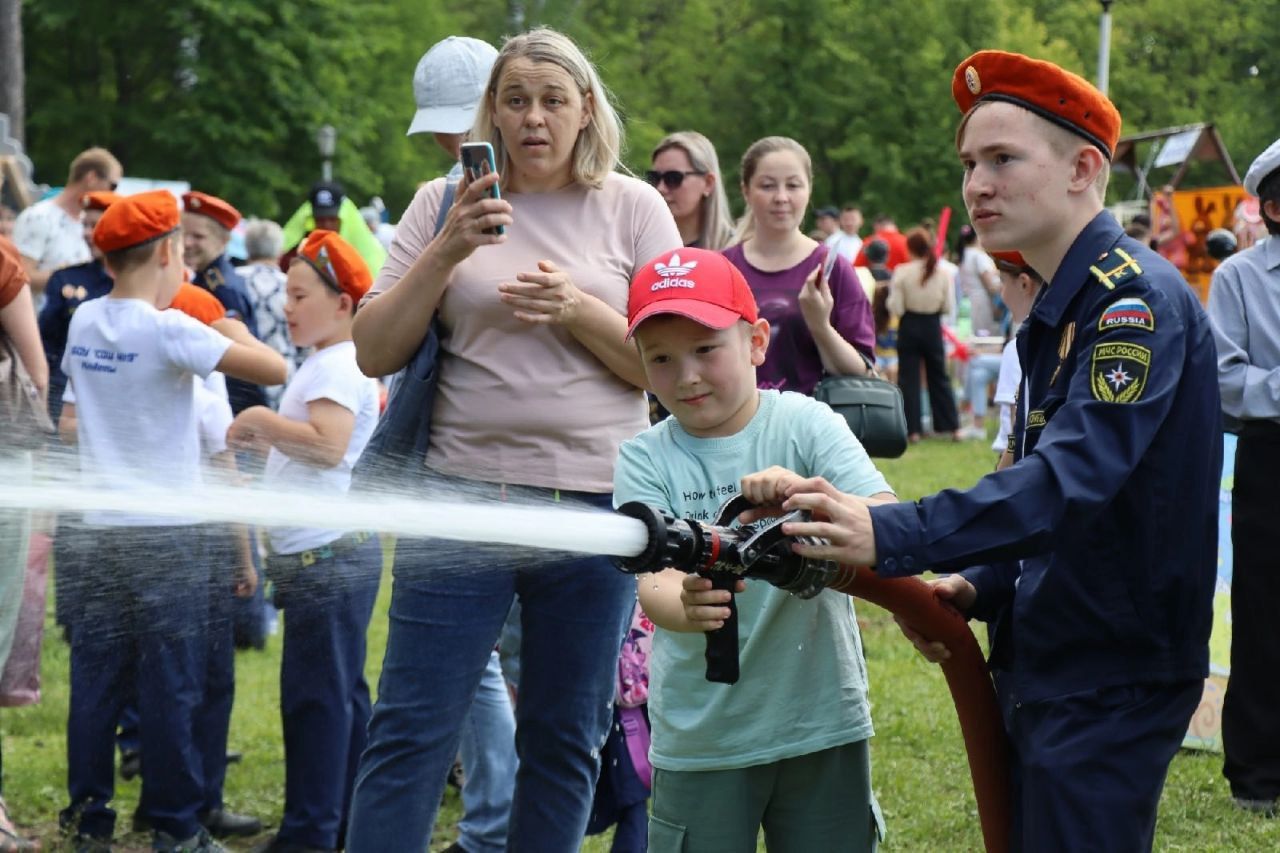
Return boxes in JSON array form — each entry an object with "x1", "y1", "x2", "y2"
[{"x1": 371, "y1": 172, "x2": 681, "y2": 493}]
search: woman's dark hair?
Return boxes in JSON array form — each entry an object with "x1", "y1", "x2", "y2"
[
  {"x1": 872, "y1": 282, "x2": 891, "y2": 335},
  {"x1": 905, "y1": 227, "x2": 937, "y2": 280}
]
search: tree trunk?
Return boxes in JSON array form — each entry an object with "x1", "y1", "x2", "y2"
[{"x1": 0, "y1": 0, "x2": 23, "y2": 146}]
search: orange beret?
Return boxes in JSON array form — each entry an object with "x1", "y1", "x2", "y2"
[
  {"x1": 296, "y1": 229, "x2": 372, "y2": 302},
  {"x1": 169, "y1": 282, "x2": 227, "y2": 325},
  {"x1": 990, "y1": 250, "x2": 1029, "y2": 269},
  {"x1": 82, "y1": 191, "x2": 121, "y2": 212},
  {"x1": 93, "y1": 189, "x2": 181, "y2": 254},
  {"x1": 182, "y1": 191, "x2": 242, "y2": 231},
  {"x1": 952, "y1": 50, "x2": 1121, "y2": 159}
]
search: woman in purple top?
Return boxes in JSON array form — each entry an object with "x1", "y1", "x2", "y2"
[{"x1": 722, "y1": 136, "x2": 875, "y2": 394}]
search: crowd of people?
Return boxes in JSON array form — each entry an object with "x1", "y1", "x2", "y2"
[{"x1": 0, "y1": 24, "x2": 1276, "y2": 853}]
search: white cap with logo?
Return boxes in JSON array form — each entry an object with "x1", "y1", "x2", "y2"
[
  {"x1": 1244, "y1": 137, "x2": 1280, "y2": 198},
  {"x1": 408, "y1": 36, "x2": 499, "y2": 137}
]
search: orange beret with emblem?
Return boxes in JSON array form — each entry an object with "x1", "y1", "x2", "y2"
[
  {"x1": 169, "y1": 281, "x2": 227, "y2": 325},
  {"x1": 295, "y1": 229, "x2": 372, "y2": 302},
  {"x1": 952, "y1": 50, "x2": 1122, "y2": 160},
  {"x1": 182, "y1": 191, "x2": 242, "y2": 231},
  {"x1": 93, "y1": 189, "x2": 181, "y2": 254},
  {"x1": 81, "y1": 191, "x2": 122, "y2": 212}
]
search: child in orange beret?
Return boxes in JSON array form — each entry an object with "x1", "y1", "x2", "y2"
[
  {"x1": 58, "y1": 189, "x2": 286, "y2": 851},
  {"x1": 226, "y1": 230, "x2": 381, "y2": 852}
]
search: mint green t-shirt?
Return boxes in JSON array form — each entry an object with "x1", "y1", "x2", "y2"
[{"x1": 613, "y1": 390, "x2": 893, "y2": 772}]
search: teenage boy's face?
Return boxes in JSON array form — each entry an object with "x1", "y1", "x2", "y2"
[
  {"x1": 635, "y1": 315, "x2": 768, "y2": 438},
  {"x1": 958, "y1": 102, "x2": 1074, "y2": 253},
  {"x1": 182, "y1": 213, "x2": 228, "y2": 271},
  {"x1": 284, "y1": 262, "x2": 348, "y2": 349}
]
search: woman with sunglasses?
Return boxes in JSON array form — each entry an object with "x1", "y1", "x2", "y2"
[
  {"x1": 648, "y1": 132, "x2": 735, "y2": 250},
  {"x1": 723, "y1": 136, "x2": 875, "y2": 395}
]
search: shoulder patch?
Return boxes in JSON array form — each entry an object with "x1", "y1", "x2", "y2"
[
  {"x1": 1091, "y1": 341, "x2": 1150, "y2": 404},
  {"x1": 1089, "y1": 247, "x2": 1143, "y2": 291},
  {"x1": 1097, "y1": 297, "x2": 1154, "y2": 334}
]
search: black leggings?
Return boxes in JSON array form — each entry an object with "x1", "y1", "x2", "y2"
[
  {"x1": 1223, "y1": 426, "x2": 1280, "y2": 799},
  {"x1": 896, "y1": 311, "x2": 959, "y2": 435}
]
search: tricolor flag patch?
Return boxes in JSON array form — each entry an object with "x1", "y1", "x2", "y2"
[{"x1": 1098, "y1": 297, "x2": 1155, "y2": 333}]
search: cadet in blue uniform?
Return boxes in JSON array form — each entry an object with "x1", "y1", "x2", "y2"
[
  {"x1": 183, "y1": 191, "x2": 267, "y2": 413},
  {"x1": 39, "y1": 191, "x2": 119, "y2": 423},
  {"x1": 766, "y1": 52, "x2": 1222, "y2": 852}
]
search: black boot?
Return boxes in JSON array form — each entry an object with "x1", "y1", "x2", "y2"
[{"x1": 199, "y1": 808, "x2": 263, "y2": 839}]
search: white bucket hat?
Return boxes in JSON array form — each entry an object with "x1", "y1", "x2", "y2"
[{"x1": 407, "y1": 36, "x2": 499, "y2": 136}]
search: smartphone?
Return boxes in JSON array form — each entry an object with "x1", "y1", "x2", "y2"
[
  {"x1": 821, "y1": 248, "x2": 838, "y2": 284},
  {"x1": 460, "y1": 141, "x2": 505, "y2": 236}
]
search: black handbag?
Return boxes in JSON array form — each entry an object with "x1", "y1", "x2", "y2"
[
  {"x1": 350, "y1": 177, "x2": 458, "y2": 492},
  {"x1": 813, "y1": 361, "x2": 908, "y2": 459}
]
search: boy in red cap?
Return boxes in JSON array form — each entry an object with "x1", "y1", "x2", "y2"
[
  {"x1": 774, "y1": 51, "x2": 1222, "y2": 851},
  {"x1": 58, "y1": 189, "x2": 286, "y2": 852},
  {"x1": 183, "y1": 190, "x2": 267, "y2": 414},
  {"x1": 227, "y1": 230, "x2": 381, "y2": 853},
  {"x1": 612, "y1": 247, "x2": 896, "y2": 850}
]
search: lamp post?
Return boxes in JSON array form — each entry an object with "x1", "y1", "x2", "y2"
[
  {"x1": 1097, "y1": 1, "x2": 1114, "y2": 96},
  {"x1": 316, "y1": 124, "x2": 336, "y2": 182}
]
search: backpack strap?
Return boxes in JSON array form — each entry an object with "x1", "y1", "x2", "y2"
[{"x1": 433, "y1": 175, "x2": 459, "y2": 237}]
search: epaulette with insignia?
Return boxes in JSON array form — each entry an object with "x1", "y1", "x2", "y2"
[{"x1": 1088, "y1": 247, "x2": 1142, "y2": 291}]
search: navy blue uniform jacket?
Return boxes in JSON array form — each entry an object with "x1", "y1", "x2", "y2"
[
  {"x1": 40, "y1": 260, "x2": 114, "y2": 421},
  {"x1": 870, "y1": 212, "x2": 1221, "y2": 703}
]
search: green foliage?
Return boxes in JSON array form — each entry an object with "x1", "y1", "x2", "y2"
[{"x1": 19, "y1": 0, "x2": 1280, "y2": 230}]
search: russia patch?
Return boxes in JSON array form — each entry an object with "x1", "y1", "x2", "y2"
[
  {"x1": 1091, "y1": 341, "x2": 1151, "y2": 404},
  {"x1": 1098, "y1": 297, "x2": 1154, "y2": 333}
]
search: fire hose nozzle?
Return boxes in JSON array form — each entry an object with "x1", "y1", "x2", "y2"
[{"x1": 613, "y1": 499, "x2": 839, "y2": 599}]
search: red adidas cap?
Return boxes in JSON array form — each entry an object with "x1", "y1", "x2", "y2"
[{"x1": 626, "y1": 248, "x2": 758, "y2": 339}]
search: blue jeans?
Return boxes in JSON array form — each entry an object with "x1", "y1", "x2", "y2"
[
  {"x1": 274, "y1": 536, "x2": 382, "y2": 849},
  {"x1": 346, "y1": 489, "x2": 634, "y2": 853},
  {"x1": 458, "y1": 649, "x2": 519, "y2": 853},
  {"x1": 63, "y1": 527, "x2": 207, "y2": 841},
  {"x1": 965, "y1": 353, "x2": 1004, "y2": 420}
]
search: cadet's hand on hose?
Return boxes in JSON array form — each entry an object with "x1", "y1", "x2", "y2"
[
  {"x1": 751, "y1": 476, "x2": 879, "y2": 566},
  {"x1": 680, "y1": 574, "x2": 746, "y2": 632},
  {"x1": 894, "y1": 574, "x2": 978, "y2": 663}
]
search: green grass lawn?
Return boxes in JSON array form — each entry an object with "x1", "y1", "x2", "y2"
[{"x1": 3, "y1": 436, "x2": 1277, "y2": 850}]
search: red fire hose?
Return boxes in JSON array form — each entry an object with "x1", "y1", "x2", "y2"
[{"x1": 829, "y1": 566, "x2": 1011, "y2": 853}]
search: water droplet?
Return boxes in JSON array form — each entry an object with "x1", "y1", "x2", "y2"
[{"x1": 797, "y1": 644, "x2": 804, "y2": 652}]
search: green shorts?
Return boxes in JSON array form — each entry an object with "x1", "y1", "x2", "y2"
[{"x1": 648, "y1": 739, "x2": 884, "y2": 852}]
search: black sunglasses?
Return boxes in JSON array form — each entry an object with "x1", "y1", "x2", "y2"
[{"x1": 645, "y1": 169, "x2": 706, "y2": 190}]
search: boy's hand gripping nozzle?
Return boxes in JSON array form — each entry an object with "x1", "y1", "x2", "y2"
[{"x1": 614, "y1": 495, "x2": 837, "y2": 684}]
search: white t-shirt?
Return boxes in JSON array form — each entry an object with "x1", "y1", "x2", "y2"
[
  {"x1": 12, "y1": 198, "x2": 91, "y2": 273},
  {"x1": 824, "y1": 230, "x2": 863, "y2": 264},
  {"x1": 264, "y1": 340, "x2": 378, "y2": 554},
  {"x1": 62, "y1": 298, "x2": 232, "y2": 526},
  {"x1": 195, "y1": 372, "x2": 233, "y2": 461},
  {"x1": 993, "y1": 338, "x2": 1021, "y2": 453}
]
